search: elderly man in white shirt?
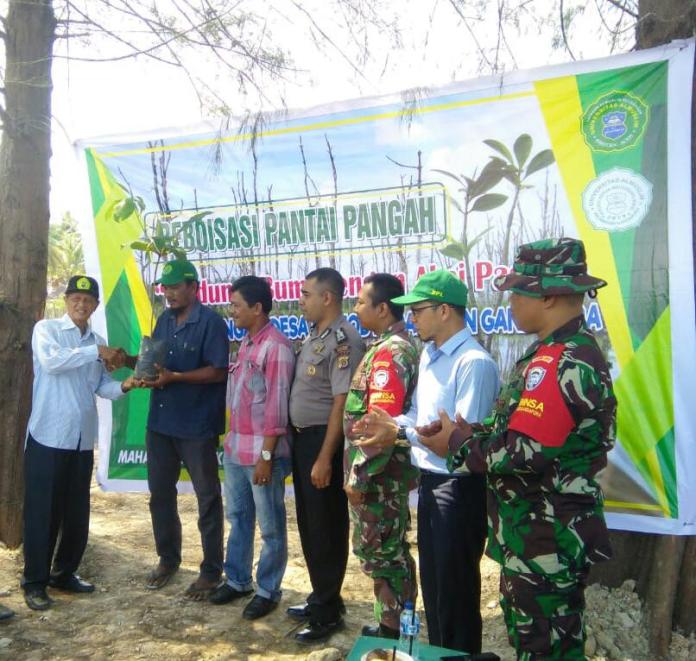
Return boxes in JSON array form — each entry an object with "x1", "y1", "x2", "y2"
[{"x1": 22, "y1": 275, "x2": 136, "y2": 611}]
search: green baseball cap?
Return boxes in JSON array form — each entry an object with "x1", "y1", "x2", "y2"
[
  {"x1": 494, "y1": 238, "x2": 607, "y2": 297},
  {"x1": 155, "y1": 259, "x2": 199, "y2": 285},
  {"x1": 391, "y1": 269, "x2": 468, "y2": 306}
]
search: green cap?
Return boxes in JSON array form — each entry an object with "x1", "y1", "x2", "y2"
[
  {"x1": 494, "y1": 238, "x2": 607, "y2": 297},
  {"x1": 391, "y1": 269, "x2": 468, "y2": 306},
  {"x1": 155, "y1": 259, "x2": 199, "y2": 285}
]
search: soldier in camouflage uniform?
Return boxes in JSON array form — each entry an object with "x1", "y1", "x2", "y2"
[
  {"x1": 355, "y1": 238, "x2": 617, "y2": 660},
  {"x1": 343, "y1": 274, "x2": 420, "y2": 638}
]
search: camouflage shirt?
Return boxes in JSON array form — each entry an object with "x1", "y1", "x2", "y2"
[
  {"x1": 344, "y1": 321, "x2": 419, "y2": 494},
  {"x1": 447, "y1": 316, "x2": 617, "y2": 576}
]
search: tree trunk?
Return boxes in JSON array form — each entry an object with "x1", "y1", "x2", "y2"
[
  {"x1": 636, "y1": 0, "x2": 696, "y2": 47},
  {"x1": 588, "y1": 2, "x2": 696, "y2": 658},
  {"x1": 0, "y1": 0, "x2": 56, "y2": 547}
]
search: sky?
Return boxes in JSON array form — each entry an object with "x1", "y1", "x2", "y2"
[{"x1": 46, "y1": 0, "x2": 636, "y2": 222}]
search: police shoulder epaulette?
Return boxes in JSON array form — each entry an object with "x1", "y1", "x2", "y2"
[{"x1": 335, "y1": 327, "x2": 347, "y2": 344}]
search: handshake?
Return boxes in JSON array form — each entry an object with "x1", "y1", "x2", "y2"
[
  {"x1": 98, "y1": 344, "x2": 174, "y2": 392},
  {"x1": 98, "y1": 345, "x2": 130, "y2": 372}
]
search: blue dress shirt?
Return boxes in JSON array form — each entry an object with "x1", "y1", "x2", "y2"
[
  {"x1": 148, "y1": 301, "x2": 229, "y2": 440},
  {"x1": 396, "y1": 328, "x2": 500, "y2": 474},
  {"x1": 27, "y1": 314, "x2": 125, "y2": 451}
]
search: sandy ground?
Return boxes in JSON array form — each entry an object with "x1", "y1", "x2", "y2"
[
  {"x1": 0, "y1": 477, "x2": 514, "y2": 661},
  {"x1": 9, "y1": 470, "x2": 696, "y2": 660}
]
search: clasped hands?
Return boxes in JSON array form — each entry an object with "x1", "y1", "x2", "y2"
[
  {"x1": 119, "y1": 365, "x2": 173, "y2": 392},
  {"x1": 98, "y1": 345, "x2": 173, "y2": 391},
  {"x1": 351, "y1": 406, "x2": 474, "y2": 458},
  {"x1": 98, "y1": 345, "x2": 128, "y2": 372}
]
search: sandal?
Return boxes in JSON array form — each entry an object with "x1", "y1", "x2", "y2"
[
  {"x1": 145, "y1": 563, "x2": 178, "y2": 590},
  {"x1": 184, "y1": 576, "x2": 221, "y2": 601}
]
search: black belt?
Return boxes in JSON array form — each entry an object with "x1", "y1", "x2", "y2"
[{"x1": 292, "y1": 424, "x2": 327, "y2": 434}]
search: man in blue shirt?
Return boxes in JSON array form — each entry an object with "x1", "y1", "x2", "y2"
[
  {"x1": 375, "y1": 270, "x2": 500, "y2": 654},
  {"x1": 142, "y1": 260, "x2": 229, "y2": 600},
  {"x1": 23, "y1": 275, "x2": 136, "y2": 611}
]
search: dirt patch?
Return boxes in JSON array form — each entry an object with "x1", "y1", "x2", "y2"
[
  {"x1": 0, "y1": 475, "x2": 512, "y2": 660},
  {"x1": 3, "y1": 474, "x2": 692, "y2": 660}
]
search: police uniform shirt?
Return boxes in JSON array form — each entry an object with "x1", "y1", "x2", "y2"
[{"x1": 289, "y1": 314, "x2": 365, "y2": 428}]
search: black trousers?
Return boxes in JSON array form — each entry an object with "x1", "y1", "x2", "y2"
[
  {"x1": 22, "y1": 434, "x2": 94, "y2": 591},
  {"x1": 292, "y1": 425, "x2": 348, "y2": 623},
  {"x1": 146, "y1": 431, "x2": 223, "y2": 581},
  {"x1": 417, "y1": 471, "x2": 487, "y2": 654}
]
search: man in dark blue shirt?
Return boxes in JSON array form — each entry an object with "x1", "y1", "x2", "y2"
[{"x1": 142, "y1": 259, "x2": 229, "y2": 600}]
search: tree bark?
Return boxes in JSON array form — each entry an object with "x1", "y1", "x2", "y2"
[
  {"x1": 0, "y1": 0, "x2": 56, "y2": 547},
  {"x1": 636, "y1": 0, "x2": 696, "y2": 47}
]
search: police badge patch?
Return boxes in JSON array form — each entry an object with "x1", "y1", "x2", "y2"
[
  {"x1": 525, "y1": 367, "x2": 546, "y2": 391},
  {"x1": 336, "y1": 344, "x2": 350, "y2": 369}
]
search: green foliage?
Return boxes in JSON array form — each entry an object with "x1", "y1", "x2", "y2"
[
  {"x1": 436, "y1": 133, "x2": 556, "y2": 265},
  {"x1": 107, "y1": 193, "x2": 186, "y2": 262},
  {"x1": 439, "y1": 227, "x2": 491, "y2": 261},
  {"x1": 471, "y1": 193, "x2": 508, "y2": 212},
  {"x1": 525, "y1": 149, "x2": 556, "y2": 178},
  {"x1": 483, "y1": 133, "x2": 556, "y2": 187},
  {"x1": 45, "y1": 213, "x2": 85, "y2": 318}
]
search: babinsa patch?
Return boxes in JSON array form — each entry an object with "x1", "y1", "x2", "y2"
[{"x1": 509, "y1": 343, "x2": 574, "y2": 447}]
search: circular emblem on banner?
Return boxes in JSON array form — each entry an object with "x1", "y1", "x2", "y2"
[
  {"x1": 76, "y1": 277, "x2": 91, "y2": 291},
  {"x1": 525, "y1": 367, "x2": 547, "y2": 391},
  {"x1": 373, "y1": 369, "x2": 390, "y2": 389},
  {"x1": 582, "y1": 167, "x2": 653, "y2": 232},
  {"x1": 581, "y1": 91, "x2": 649, "y2": 152}
]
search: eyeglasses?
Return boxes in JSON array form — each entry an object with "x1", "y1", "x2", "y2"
[{"x1": 410, "y1": 304, "x2": 442, "y2": 318}]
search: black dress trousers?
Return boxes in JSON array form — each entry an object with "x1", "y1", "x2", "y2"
[
  {"x1": 417, "y1": 470, "x2": 488, "y2": 654},
  {"x1": 291, "y1": 425, "x2": 349, "y2": 624},
  {"x1": 23, "y1": 434, "x2": 94, "y2": 590}
]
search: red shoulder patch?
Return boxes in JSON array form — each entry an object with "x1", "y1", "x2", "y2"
[{"x1": 508, "y1": 343, "x2": 574, "y2": 447}]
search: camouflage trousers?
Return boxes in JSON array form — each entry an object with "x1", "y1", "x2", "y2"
[
  {"x1": 350, "y1": 489, "x2": 417, "y2": 631},
  {"x1": 499, "y1": 566, "x2": 589, "y2": 660}
]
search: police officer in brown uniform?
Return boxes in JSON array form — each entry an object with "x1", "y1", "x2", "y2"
[{"x1": 288, "y1": 268, "x2": 365, "y2": 643}]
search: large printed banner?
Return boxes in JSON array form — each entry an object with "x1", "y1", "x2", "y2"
[{"x1": 77, "y1": 40, "x2": 695, "y2": 535}]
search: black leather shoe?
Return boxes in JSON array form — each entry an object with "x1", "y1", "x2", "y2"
[
  {"x1": 287, "y1": 602, "x2": 312, "y2": 619},
  {"x1": 24, "y1": 587, "x2": 54, "y2": 611},
  {"x1": 362, "y1": 623, "x2": 400, "y2": 639},
  {"x1": 48, "y1": 574, "x2": 95, "y2": 594},
  {"x1": 242, "y1": 595, "x2": 278, "y2": 620},
  {"x1": 209, "y1": 584, "x2": 253, "y2": 605},
  {"x1": 294, "y1": 618, "x2": 344, "y2": 644},
  {"x1": 287, "y1": 600, "x2": 346, "y2": 620}
]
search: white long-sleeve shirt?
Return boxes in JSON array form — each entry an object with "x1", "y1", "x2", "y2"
[{"x1": 27, "y1": 314, "x2": 125, "y2": 451}]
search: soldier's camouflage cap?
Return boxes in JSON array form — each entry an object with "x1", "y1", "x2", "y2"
[{"x1": 494, "y1": 238, "x2": 607, "y2": 298}]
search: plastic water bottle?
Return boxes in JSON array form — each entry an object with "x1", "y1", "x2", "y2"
[{"x1": 398, "y1": 600, "x2": 420, "y2": 659}]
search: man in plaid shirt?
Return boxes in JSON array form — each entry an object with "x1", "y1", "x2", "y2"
[{"x1": 209, "y1": 276, "x2": 295, "y2": 620}]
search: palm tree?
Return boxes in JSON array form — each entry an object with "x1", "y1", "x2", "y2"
[{"x1": 45, "y1": 212, "x2": 85, "y2": 317}]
